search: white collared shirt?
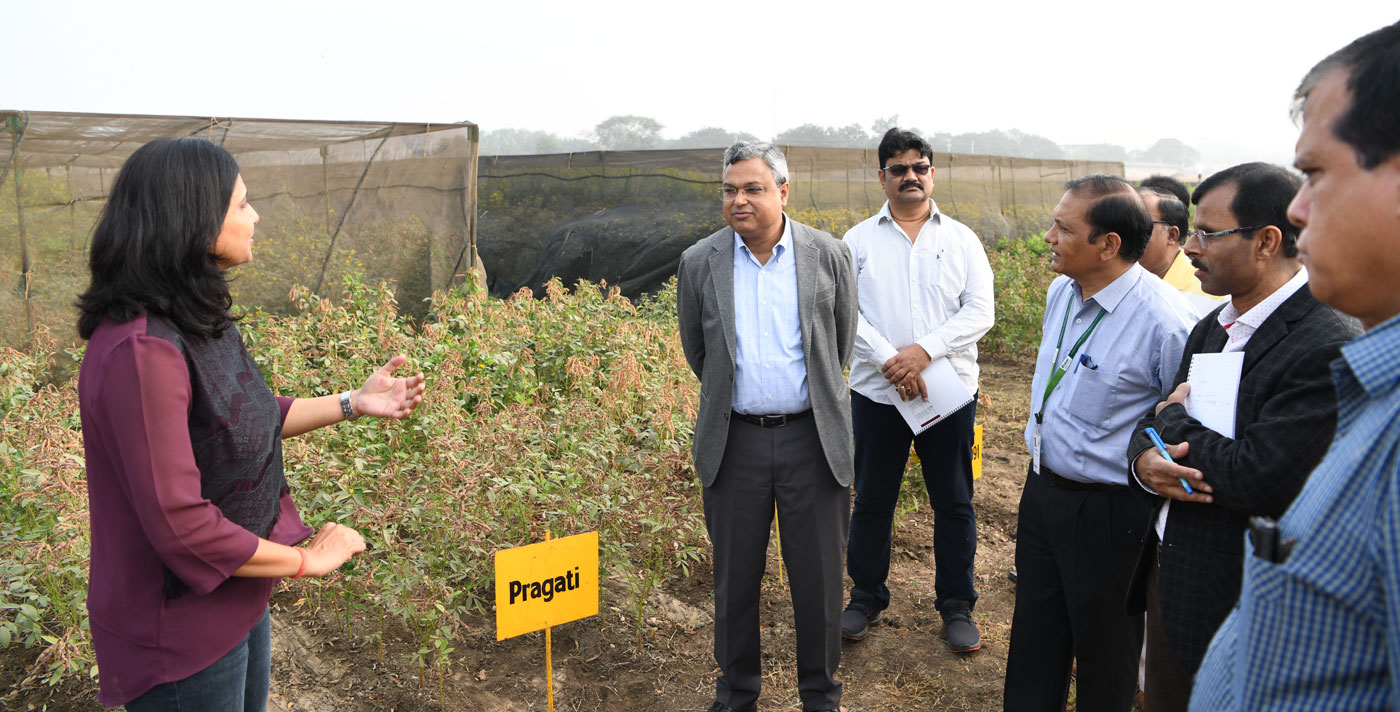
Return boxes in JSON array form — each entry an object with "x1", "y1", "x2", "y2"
[
  {"x1": 844, "y1": 200, "x2": 994, "y2": 402},
  {"x1": 1217, "y1": 266, "x2": 1309, "y2": 353}
]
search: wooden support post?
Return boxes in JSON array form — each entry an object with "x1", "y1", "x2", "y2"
[{"x1": 544, "y1": 530, "x2": 555, "y2": 712}]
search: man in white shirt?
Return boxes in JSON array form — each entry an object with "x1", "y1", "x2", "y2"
[
  {"x1": 1126, "y1": 162, "x2": 1359, "y2": 712},
  {"x1": 839, "y1": 128, "x2": 995, "y2": 653}
]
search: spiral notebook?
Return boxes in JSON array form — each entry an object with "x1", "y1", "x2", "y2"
[
  {"x1": 1184, "y1": 351, "x2": 1245, "y2": 438},
  {"x1": 888, "y1": 357, "x2": 975, "y2": 435}
]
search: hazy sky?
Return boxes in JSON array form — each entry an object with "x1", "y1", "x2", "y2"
[{"x1": 7, "y1": 1, "x2": 1396, "y2": 169}]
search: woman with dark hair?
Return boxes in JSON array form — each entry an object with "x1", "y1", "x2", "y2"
[{"x1": 77, "y1": 137, "x2": 425, "y2": 711}]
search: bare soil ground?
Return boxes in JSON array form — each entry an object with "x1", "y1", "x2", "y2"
[{"x1": 4, "y1": 357, "x2": 1034, "y2": 712}]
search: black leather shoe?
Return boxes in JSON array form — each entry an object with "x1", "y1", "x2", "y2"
[
  {"x1": 704, "y1": 702, "x2": 757, "y2": 712},
  {"x1": 840, "y1": 601, "x2": 885, "y2": 641},
  {"x1": 940, "y1": 599, "x2": 981, "y2": 653}
]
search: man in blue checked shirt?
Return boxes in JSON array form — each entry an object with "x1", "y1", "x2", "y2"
[{"x1": 1190, "y1": 21, "x2": 1400, "y2": 711}]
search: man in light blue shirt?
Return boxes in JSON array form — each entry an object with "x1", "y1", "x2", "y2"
[
  {"x1": 1191, "y1": 21, "x2": 1400, "y2": 711},
  {"x1": 730, "y1": 215, "x2": 807, "y2": 416},
  {"x1": 677, "y1": 142, "x2": 858, "y2": 712},
  {"x1": 1004, "y1": 175, "x2": 1196, "y2": 711}
]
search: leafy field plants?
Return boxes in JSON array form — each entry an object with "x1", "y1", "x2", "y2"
[
  {"x1": 1, "y1": 276, "x2": 709, "y2": 696},
  {"x1": 983, "y1": 234, "x2": 1055, "y2": 359}
]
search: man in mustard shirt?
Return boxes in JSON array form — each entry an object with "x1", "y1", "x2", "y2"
[{"x1": 1139, "y1": 175, "x2": 1223, "y2": 317}]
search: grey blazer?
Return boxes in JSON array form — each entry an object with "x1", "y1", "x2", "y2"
[{"x1": 676, "y1": 219, "x2": 858, "y2": 487}]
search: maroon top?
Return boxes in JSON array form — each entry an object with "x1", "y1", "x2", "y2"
[{"x1": 79, "y1": 315, "x2": 314, "y2": 705}]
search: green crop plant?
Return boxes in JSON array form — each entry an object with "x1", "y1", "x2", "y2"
[{"x1": 1, "y1": 272, "x2": 710, "y2": 700}]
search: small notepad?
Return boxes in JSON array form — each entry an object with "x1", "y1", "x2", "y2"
[
  {"x1": 1184, "y1": 352, "x2": 1245, "y2": 438},
  {"x1": 888, "y1": 357, "x2": 975, "y2": 435}
]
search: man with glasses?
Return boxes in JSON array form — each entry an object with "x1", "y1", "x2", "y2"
[
  {"x1": 1191, "y1": 22, "x2": 1400, "y2": 710},
  {"x1": 1126, "y1": 163, "x2": 1358, "y2": 712},
  {"x1": 677, "y1": 141, "x2": 857, "y2": 712},
  {"x1": 1138, "y1": 175, "x2": 1223, "y2": 316},
  {"x1": 837, "y1": 128, "x2": 994, "y2": 654},
  {"x1": 1003, "y1": 175, "x2": 1197, "y2": 711}
]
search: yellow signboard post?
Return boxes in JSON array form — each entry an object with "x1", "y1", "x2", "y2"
[
  {"x1": 495, "y1": 530, "x2": 599, "y2": 712},
  {"x1": 972, "y1": 424, "x2": 984, "y2": 480}
]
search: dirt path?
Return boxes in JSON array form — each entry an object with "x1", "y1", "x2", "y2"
[{"x1": 6, "y1": 357, "x2": 1035, "y2": 711}]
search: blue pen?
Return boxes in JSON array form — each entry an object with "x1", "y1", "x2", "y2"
[{"x1": 1145, "y1": 427, "x2": 1194, "y2": 494}]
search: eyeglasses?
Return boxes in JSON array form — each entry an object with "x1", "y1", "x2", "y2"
[
  {"x1": 720, "y1": 186, "x2": 768, "y2": 201},
  {"x1": 1151, "y1": 220, "x2": 1172, "y2": 227},
  {"x1": 881, "y1": 162, "x2": 932, "y2": 177},
  {"x1": 1185, "y1": 225, "x2": 1265, "y2": 248}
]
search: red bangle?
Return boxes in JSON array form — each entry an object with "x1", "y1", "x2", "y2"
[{"x1": 292, "y1": 548, "x2": 308, "y2": 579}]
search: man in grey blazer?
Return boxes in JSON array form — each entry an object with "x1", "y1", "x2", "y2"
[{"x1": 676, "y1": 141, "x2": 857, "y2": 712}]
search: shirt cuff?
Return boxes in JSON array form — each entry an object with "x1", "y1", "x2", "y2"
[
  {"x1": 276, "y1": 396, "x2": 294, "y2": 426},
  {"x1": 1130, "y1": 447, "x2": 1161, "y2": 495},
  {"x1": 871, "y1": 342, "x2": 899, "y2": 367},
  {"x1": 915, "y1": 334, "x2": 949, "y2": 363}
]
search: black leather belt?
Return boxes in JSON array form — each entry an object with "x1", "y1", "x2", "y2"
[
  {"x1": 1032, "y1": 463, "x2": 1129, "y2": 493},
  {"x1": 733, "y1": 409, "x2": 812, "y2": 428}
]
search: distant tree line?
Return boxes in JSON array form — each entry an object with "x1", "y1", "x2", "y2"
[{"x1": 479, "y1": 114, "x2": 1200, "y2": 167}]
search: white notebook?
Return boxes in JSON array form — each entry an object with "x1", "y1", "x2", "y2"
[
  {"x1": 1184, "y1": 351, "x2": 1245, "y2": 438},
  {"x1": 888, "y1": 357, "x2": 975, "y2": 435}
]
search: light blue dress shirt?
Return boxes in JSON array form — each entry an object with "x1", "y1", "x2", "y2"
[
  {"x1": 732, "y1": 216, "x2": 809, "y2": 415},
  {"x1": 1191, "y1": 313, "x2": 1400, "y2": 711},
  {"x1": 1023, "y1": 263, "x2": 1196, "y2": 485}
]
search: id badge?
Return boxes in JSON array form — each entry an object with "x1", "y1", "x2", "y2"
[{"x1": 1032, "y1": 423, "x2": 1041, "y2": 475}]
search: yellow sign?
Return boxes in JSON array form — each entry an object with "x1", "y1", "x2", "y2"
[
  {"x1": 495, "y1": 531, "x2": 599, "y2": 640},
  {"x1": 972, "y1": 424, "x2": 984, "y2": 480}
]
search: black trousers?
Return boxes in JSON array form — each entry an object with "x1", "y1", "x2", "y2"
[
  {"x1": 847, "y1": 390, "x2": 978, "y2": 612},
  {"x1": 702, "y1": 415, "x2": 849, "y2": 711},
  {"x1": 1144, "y1": 555, "x2": 1192, "y2": 712},
  {"x1": 1003, "y1": 467, "x2": 1147, "y2": 712}
]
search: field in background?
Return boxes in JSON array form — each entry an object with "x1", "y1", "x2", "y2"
[{"x1": 2, "y1": 231, "x2": 1056, "y2": 707}]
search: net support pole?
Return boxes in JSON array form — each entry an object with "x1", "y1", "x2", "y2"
[
  {"x1": 466, "y1": 124, "x2": 481, "y2": 292},
  {"x1": 315, "y1": 126, "x2": 394, "y2": 294},
  {"x1": 320, "y1": 145, "x2": 332, "y2": 242},
  {"x1": 1010, "y1": 158, "x2": 1019, "y2": 238},
  {"x1": 7, "y1": 116, "x2": 33, "y2": 341}
]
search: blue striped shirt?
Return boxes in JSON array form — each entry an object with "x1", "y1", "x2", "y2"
[
  {"x1": 1191, "y1": 313, "x2": 1400, "y2": 711},
  {"x1": 732, "y1": 217, "x2": 809, "y2": 415}
]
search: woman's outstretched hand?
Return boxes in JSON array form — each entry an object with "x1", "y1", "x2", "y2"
[
  {"x1": 304, "y1": 522, "x2": 367, "y2": 577},
  {"x1": 352, "y1": 355, "x2": 425, "y2": 419}
]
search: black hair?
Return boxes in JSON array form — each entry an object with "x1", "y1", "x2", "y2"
[
  {"x1": 877, "y1": 127, "x2": 934, "y2": 169},
  {"x1": 1139, "y1": 175, "x2": 1190, "y2": 206},
  {"x1": 77, "y1": 137, "x2": 241, "y2": 340},
  {"x1": 1192, "y1": 162, "x2": 1304, "y2": 257},
  {"x1": 1138, "y1": 186, "x2": 1190, "y2": 239},
  {"x1": 1294, "y1": 21, "x2": 1400, "y2": 169},
  {"x1": 1065, "y1": 174, "x2": 1152, "y2": 262}
]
